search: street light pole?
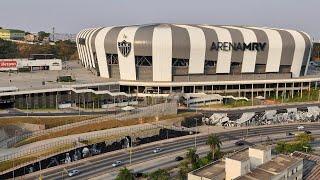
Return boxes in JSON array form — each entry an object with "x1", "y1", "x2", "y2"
[{"x1": 194, "y1": 118, "x2": 197, "y2": 149}]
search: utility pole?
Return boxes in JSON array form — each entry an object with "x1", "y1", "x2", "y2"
[
  {"x1": 52, "y1": 27, "x2": 55, "y2": 42},
  {"x1": 194, "y1": 118, "x2": 197, "y2": 149}
]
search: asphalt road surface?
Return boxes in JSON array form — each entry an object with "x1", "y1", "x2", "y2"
[{"x1": 22, "y1": 123, "x2": 320, "y2": 180}]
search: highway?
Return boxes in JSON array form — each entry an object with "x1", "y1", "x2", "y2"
[{"x1": 22, "y1": 123, "x2": 320, "y2": 180}]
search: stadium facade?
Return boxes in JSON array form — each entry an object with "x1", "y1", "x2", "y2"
[
  {"x1": 0, "y1": 24, "x2": 319, "y2": 109},
  {"x1": 76, "y1": 24, "x2": 312, "y2": 82},
  {"x1": 74, "y1": 24, "x2": 319, "y2": 99}
]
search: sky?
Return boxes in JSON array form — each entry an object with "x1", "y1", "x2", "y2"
[{"x1": 0, "y1": 0, "x2": 319, "y2": 40}]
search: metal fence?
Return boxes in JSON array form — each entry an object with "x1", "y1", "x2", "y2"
[
  {"x1": 1, "y1": 102, "x2": 177, "y2": 148},
  {"x1": 0, "y1": 121, "x2": 193, "y2": 170},
  {"x1": 0, "y1": 103, "x2": 182, "y2": 164}
]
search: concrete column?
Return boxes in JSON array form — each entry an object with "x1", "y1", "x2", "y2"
[
  {"x1": 238, "y1": 84, "x2": 241, "y2": 97},
  {"x1": 225, "y1": 85, "x2": 227, "y2": 95},
  {"x1": 56, "y1": 92, "x2": 58, "y2": 110},
  {"x1": 276, "y1": 83, "x2": 279, "y2": 99},
  {"x1": 211, "y1": 85, "x2": 213, "y2": 94},
  {"x1": 300, "y1": 82, "x2": 303, "y2": 98},
  {"x1": 202, "y1": 86, "x2": 204, "y2": 93},
  {"x1": 292, "y1": 83, "x2": 294, "y2": 99},
  {"x1": 251, "y1": 84, "x2": 254, "y2": 106},
  {"x1": 193, "y1": 86, "x2": 196, "y2": 93},
  {"x1": 264, "y1": 83, "x2": 266, "y2": 98},
  {"x1": 170, "y1": 86, "x2": 172, "y2": 93},
  {"x1": 182, "y1": 86, "x2": 184, "y2": 93},
  {"x1": 284, "y1": 83, "x2": 287, "y2": 100},
  {"x1": 158, "y1": 86, "x2": 160, "y2": 94}
]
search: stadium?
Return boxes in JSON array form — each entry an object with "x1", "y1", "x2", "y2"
[
  {"x1": 76, "y1": 24, "x2": 319, "y2": 100},
  {"x1": 0, "y1": 24, "x2": 319, "y2": 109}
]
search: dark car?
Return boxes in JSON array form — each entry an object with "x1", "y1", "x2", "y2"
[
  {"x1": 286, "y1": 132, "x2": 294, "y2": 136},
  {"x1": 235, "y1": 140, "x2": 245, "y2": 146},
  {"x1": 175, "y1": 156, "x2": 184, "y2": 161},
  {"x1": 304, "y1": 130, "x2": 312, "y2": 134},
  {"x1": 133, "y1": 172, "x2": 144, "y2": 178}
]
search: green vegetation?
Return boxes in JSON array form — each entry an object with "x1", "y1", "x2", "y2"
[
  {"x1": 0, "y1": 39, "x2": 19, "y2": 58},
  {"x1": 275, "y1": 88, "x2": 320, "y2": 103},
  {"x1": 207, "y1": 134, "x2": 222, "y2": 160},
  {"x1": 0, "y1": 38, "x2": 78, "y2": 60},
  {"x1": 57, "y1": 75, "x2": 75, "y2": 82},
  {"x1": 37, "y1": 31, "x2": 50, "y2": 41},
  {"x1": 275, "y1": 133, "x2": 314, "y2": 154},
  {"x1": 115, "y1": 167, "x2": 134, "y2": 180},
  {"x1": 148, "y1": 169, "x2": 170, "y2": 180},
  {"x1": 177, "y1": 136, "x2": 223, "y2": 179}
]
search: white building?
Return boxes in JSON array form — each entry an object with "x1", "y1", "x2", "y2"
[
  {"x1": 0, "y1": 54, "x2": 62, "y2": 72},
  {"x1": 188, "y1": 146, "x2": 303, "y2": 180}
]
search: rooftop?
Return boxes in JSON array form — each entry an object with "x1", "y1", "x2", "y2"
[
  {"x1": 227, "y1": 149, "x2": 249, "y2": 161},
  {"x1": 292, "y1": 151, "x2": 320, "y2": 180},
  {"x1": 191, "y1": 160, "x2": 225, "y2": 180},
  {"x1": 236, "y1": 154, "x2": 303, "y2": 180}
]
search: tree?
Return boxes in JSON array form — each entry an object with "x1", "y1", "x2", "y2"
[
  {"x1": 186, "y1": 148, "x2": 199, "y2": 169},
  {"x1": 178, "y1": 161, "x2": 190, "y2": 180},
  {"x1": 148, "y1": 169, "x2": 170, "y2": 180},
  {"x1": 207, "y1": 134, "x2": 222, "y2": 160},
  {"x1": 0, "y1": 39, "x2": 19, "y2": 58},
  {"x1": 295, "y1": 133, "x2": 314, "y2": 143},
  {"x1": 116, "y1": 167, "x2": 134, "y2": 180},
  {"x1": 275, "y1": 141, "x2": 286, "y2": 154},
  {"x1": 38, "y1": 31, "x2": 50, "y2": 41}
]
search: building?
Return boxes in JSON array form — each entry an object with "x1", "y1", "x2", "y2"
[
  {"x1": 188, "y1": 146, "x2": 303, "y2": 180},
  {"x1": 0, "y1": 29, "x2": 25, "y2": 40},
  {"x1": 75, "y1": 24, "x2": 320, "y2": 99},
  {"x1": 0, "y1": 54, "x2": 62, "y2": 72},
  {"x1": 24, "y1": 33, "x2": 39, "y2": 42}
]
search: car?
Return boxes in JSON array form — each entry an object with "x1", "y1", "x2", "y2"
[
  {"x1": 286, "y1": 132, "x2": 294, "y2": 136},
  {"x1": 112, "y1": 160, "x2": 122, "y2": 167},
  {"x1": 235, "y1": 140, "x2": 245, "y2": 146},
  {"x1": 304, "y1": 130, "x2": 312, "y2": 134},
  {"x1": 133, "y1": 172, "x2": 144, "y2": 178},
  {"x1": 153, "y1": 148, "x2": 161, "y2": 153},
  {"x1": 297, "y1": 126, "x2": 305, "y2": 131},
  {"x1": 68, "y1": 169, "x2": 80, "y2": 177},
  {"x1": 175, "y1": 156, "x2": 184, "y2": 161}
]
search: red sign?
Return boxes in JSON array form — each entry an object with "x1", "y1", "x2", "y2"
[{"x1": 0, "y1": 60, "x2": 17, "y2": 68}]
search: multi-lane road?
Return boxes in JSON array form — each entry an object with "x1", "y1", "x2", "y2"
[{"x1": 21, "y1": 123, "x2": 320, "y2": 180}]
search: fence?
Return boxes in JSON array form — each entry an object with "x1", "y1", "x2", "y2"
[
  {"x1": 1, "y1": 102, "x2": 177, "y2": 148},
  {"x1": 0, "y1": 121, "x2": 194, "y2": 174}
]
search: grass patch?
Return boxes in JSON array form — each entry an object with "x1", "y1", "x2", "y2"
[{"x1": 0, "y1": 116, "x2": 100, "y2": 129}]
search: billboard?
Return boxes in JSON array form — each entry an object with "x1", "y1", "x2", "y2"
[{"x1": 0, "y1": 60, "x2": 18, "y2": 71}]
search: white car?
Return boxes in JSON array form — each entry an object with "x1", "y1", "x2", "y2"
[
  {"x1": 112, "y1": 160, "x2": 122, "y2": 167},
  {"x1": 68, "y1": 169, "x2": 80, "y2": 177},
  {"x1": 297, "y1": 126, "x2": 304, "y2": 131},
  {"x1": 153, "y1": 148, "x2": 161, "y2": 153}
]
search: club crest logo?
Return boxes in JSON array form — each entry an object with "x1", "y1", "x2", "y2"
[{"x1": 118, "y1": 40, "x2": 131, "y2": 57}]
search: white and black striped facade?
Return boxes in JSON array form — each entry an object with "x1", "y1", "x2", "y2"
[{"x1": 76, "y1": 24, "x2": 312, "y2": 83}]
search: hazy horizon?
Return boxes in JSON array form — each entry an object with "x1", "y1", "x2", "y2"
[{"x1": 1, "y1": 0, "x2": 319, "y2": 40}]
